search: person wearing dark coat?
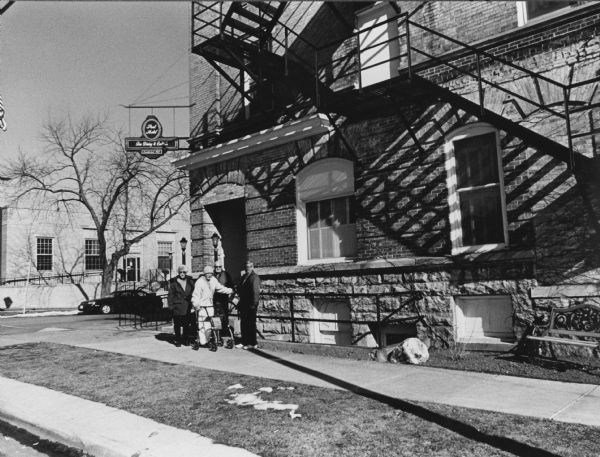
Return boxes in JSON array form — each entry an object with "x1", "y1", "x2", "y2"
[
  {"x1": 213, "y1": 259, "x2": 234, "y2": 336},
  {"x1": 167, "y1": 265, "x2": 195, "y2": 347},
  {"x1": 236, "y1": 261, "x2": 261, "y2": 349}
]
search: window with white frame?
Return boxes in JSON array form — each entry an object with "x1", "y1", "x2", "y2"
[
  {"x1": 517, "y1": 1, "x2": 583, "y2": 26},
  {"x1": 356, "y1": 2, "x2": 400, "y2": 87},
  {"x1": 36, "y1": 237, "x2": 53, "y2": 271},
  {"x1": 296, "y1": 158, "x2": 356, "y2": 263},
  {"x1": 445, "y1": 124, "x2": 508, "y2": 254},
  {"x1": 84, "y1": 239, "x2": 102, "y2": 271},
  {"x1": 157, "y1": 241, "x2": 172, "y2": 271}
]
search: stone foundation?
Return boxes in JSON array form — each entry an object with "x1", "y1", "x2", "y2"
[{"x1": 255, "y1": 252, "x2": 537, "y2": 348}]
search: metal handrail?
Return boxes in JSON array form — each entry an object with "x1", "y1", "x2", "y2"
[
  {"x1": 244, "y1": 290, "x2": 424, "y2": 348},
  {"x1": 0, "y1": 271, "x2": 103, "y2": 287},
  {"x1": 407, "y1": 18, "x2": 568, "y2": 89},
  {"x1": 410, "y1": 45, "x2": 567, "y2": 119},
  {"x1": 192, "y1": 2, "x2": 599, "y2": 167}
]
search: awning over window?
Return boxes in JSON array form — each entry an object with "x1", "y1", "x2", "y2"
[{"x1": 172, "y1": 114, "x2": 332, "y2": 170}]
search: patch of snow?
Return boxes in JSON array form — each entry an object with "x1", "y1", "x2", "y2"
[
  {"x1": 258, "y1": 387, "x2": 273, "y2": 393},
  {"x1": 226, "y1": 392, "x2": 301, "y2": 418},
  {"x1": 227, "y1": 383, "x2": 244, "y2": 390},
  {"x1": 277, "y1": 386, "x2": 295, "y2": 390},
  {"x1": 0, "y1": 311, "x2": 78, "y2": 319},
  {"x1": 37, "y1": 327, "x2": 71, "y2": 332}
]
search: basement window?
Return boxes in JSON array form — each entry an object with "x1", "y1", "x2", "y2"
[
  {"x1": 296, "y1": 158, "x2": 356, "y2": 264},
  {"x1": 445, "y1": 123, "x2": 508, "y2": 255}
]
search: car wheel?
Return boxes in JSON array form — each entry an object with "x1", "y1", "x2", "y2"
[{"x1": 100, "y1": 304, "x2": 112, "y2": 314}]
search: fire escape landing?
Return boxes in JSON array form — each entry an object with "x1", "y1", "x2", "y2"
[{"x1": 191, "y1": 2, "x2": 600, "y2": 179}]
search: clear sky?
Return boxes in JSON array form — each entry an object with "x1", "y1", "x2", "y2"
[{"x1": 0, "y1": 1, "x2": 190, "y2": 158}]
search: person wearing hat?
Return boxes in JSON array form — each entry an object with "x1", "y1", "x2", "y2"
[
  {"x1": 167, "y1": 265, "x2": 195, "y2": 347},
  {"x1": 213, "y1": 260, "x2": 234, "y2": 337},
  {"x1": 191, "y1": 265, "x2": 233, "y2": 347}
]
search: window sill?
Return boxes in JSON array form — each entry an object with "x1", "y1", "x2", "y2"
[
  {"x1": 299, "y1": 257, "x2": 355, "y2": 266},
  {"x1": 451, "y1": 243, "x2": 507, "y2": 256},
  {"x1": 256, "y1": 249, "x2": 534, "y2": 278},
  {"x1": 518, "y1": 4, "x2": 588, "y2": 28}
]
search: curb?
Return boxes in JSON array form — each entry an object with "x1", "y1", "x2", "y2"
[{"x1": 0, "y1": 376, "x2": 260, "y2": 457}]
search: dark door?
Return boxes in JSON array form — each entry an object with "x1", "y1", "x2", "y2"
[{"x1": 205, "y1": 198, "x2": 247, "y2": 282}]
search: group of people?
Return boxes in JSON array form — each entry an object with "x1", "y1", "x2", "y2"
[{"x1": 166, "y1": 260, "x2": 261, "y2": 350}]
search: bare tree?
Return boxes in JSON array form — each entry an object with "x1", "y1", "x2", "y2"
[{"x1": 5, "y1": 113, "x2": 191, "y2": 296}]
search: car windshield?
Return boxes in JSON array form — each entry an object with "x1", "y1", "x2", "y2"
[{"x1": 111, "y1": 291, "x2": 128, "y2": 298}]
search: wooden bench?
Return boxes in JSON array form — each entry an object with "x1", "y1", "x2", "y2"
[{"x1": 526, "y1": 304, "x2": 600, "y2": 351}]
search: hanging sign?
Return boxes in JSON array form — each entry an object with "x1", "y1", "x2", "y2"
[
  {"x1": 125, "y1": 138, "x2": 179, "y2": 150},
  {"x1": 142, "y1": 115, "x2": 162, "y2": 139},
  {"x1": 125, "y1": 115, "x2": 179, "y2": 159}
]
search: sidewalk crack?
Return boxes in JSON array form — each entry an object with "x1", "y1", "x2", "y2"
[{"x1": 549, "y1": 385, "x2": 598, "y2": 420}]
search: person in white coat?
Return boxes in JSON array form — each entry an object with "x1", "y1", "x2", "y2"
[{"x1": 191, "y1": 265, "x2": 233, "y2": 346}]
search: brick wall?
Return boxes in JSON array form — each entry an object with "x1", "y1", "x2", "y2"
[
  {"x1": 186, "y1": 2, "x2": 600, "y2": 347},
  {"x1": 187, "y1": 87, "x2": 599, "y2": 343},
  {"x1": 189, "y1": 2, "x2": 599, "y2": 143}
]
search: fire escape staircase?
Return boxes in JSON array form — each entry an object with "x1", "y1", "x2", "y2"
[
  {"x1": 192, "y1": 2, "x2": 348, "y2": 126},
  {"x1": 191, "y1": 2, "x2": 600, "y2": 179},
  {"x1": 192, "y1": 2, "x2": 313, "y2": 119}
]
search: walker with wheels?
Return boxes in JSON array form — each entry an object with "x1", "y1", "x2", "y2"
[{"x1": 192, "y1": 305, "x2": 234, "y2": 351}]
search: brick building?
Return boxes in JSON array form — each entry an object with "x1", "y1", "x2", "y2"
[{"x1": 175, "y1": 1, "x2": 600, "y2": 349}]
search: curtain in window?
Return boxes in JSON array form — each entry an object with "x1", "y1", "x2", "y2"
[{"x1": 297, "y1": 158, "x2": 356, "y2": 260}]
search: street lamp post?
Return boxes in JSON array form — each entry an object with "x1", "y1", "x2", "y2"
[
  {"x1": 180, "y1": 237, "x2": 188, "y2": 265},
  {"x1": 211, "y1": 232, "x2": 221, "y2": 263}
]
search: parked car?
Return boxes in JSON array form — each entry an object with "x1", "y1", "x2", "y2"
[{"x1": 78, "y1": 289, "x2": 164, "y2": 315}]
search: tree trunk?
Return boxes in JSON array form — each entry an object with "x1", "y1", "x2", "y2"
[{"x1": 101, "y1": 262, "x2": 115, "y2": 297}]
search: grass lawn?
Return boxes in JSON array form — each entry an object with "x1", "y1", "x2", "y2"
[
  {"x1": 426, "y1": 348, "x2": 600, "y2": 385},
  {"x1": 0, "y1": 343, "x2": 599, "y2": 457}
]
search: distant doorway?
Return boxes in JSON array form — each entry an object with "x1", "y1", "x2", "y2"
[
  {"x1": 205, "y1": 198, "x2": 247, "y2": 282},
  {"x1": 123, "y1": 257, "x2": 141, "y2": 282}
]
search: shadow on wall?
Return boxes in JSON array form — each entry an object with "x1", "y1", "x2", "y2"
[
  {"x1": 240, "y1": 97, "x2": 597, "y2": 271},
  {"x1": 534, "y1": 182, "x2": 600, "y2": 285}
]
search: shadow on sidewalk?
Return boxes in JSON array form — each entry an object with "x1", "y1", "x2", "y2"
[
  {"x1": 154, "y1": 333, "x2": 178, "y2": 345},
  {"x1": 251, "y1": 349, "x2": 561, "y2": 457}
]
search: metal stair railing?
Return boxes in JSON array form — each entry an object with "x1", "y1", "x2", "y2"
[
  {"x1": 0, "y1": 271, "x2": 103, "y2": 287},
  {"x1": 192, "y1": 3, "x2": 600, "y2": 170},
  {"x1": 402, "y1": 17, "x2": 600, "y2": 171}
]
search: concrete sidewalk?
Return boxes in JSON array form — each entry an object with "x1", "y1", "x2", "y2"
[
  {"x1": 0, "y1": 326, "x2": 599, "y2": 457},
  {"x1": 78, "y1": 334, "x2": 600, "y2": 427}
]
